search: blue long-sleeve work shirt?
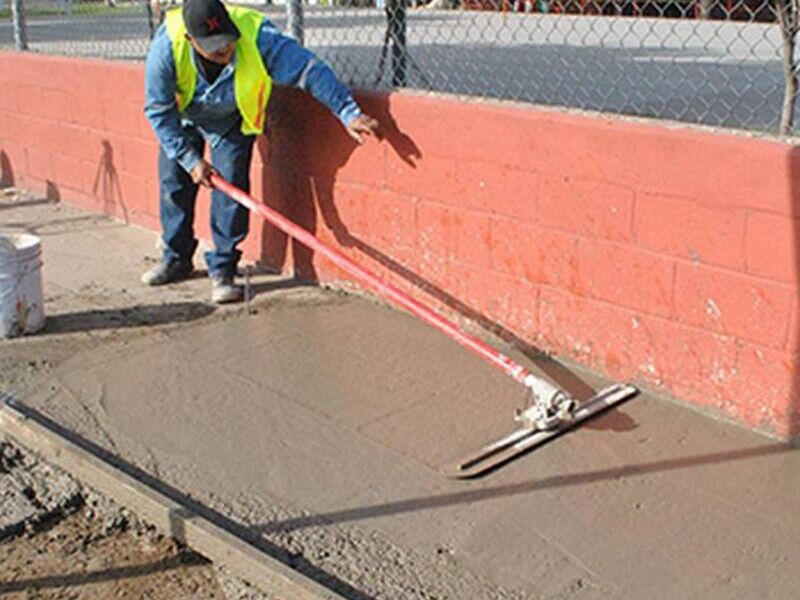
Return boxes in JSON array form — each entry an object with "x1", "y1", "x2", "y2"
[{"x1": 144, "y1": 17, "x2": 362, "y2": 173}]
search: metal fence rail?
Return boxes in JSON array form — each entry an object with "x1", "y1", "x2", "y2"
[{"x1": 1, "y1": 0, "x2": 797, "y2": 133}]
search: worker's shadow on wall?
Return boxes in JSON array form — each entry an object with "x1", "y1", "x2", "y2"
[
  {"x1": 258, "y1": 89, "x2": 634, "y2": 432},
  {"x1": 256, "y1": 88, "x2": 421, "y2": 282}
]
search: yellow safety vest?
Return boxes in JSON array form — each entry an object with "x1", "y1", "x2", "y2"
[{"x1": 164, "y1": 6, "x2": 272, "y2": 135}]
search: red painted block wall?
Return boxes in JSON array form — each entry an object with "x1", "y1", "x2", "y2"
[{"x1": 1, "y1": 52, "x2": 798, "y2": 439}]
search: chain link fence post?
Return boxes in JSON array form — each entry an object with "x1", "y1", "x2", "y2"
[
  {"x1": 287, "y1": 0, "x2": 304, "y2": 46},
  {"x1": 11, "y1": 0, "x2": 28, "y2": 51},
  {"x1": 776, "y1": 0, "x2": 799, "y2": 134},
  {"x1": 388, "y1": 0, "x2": 407, "y2": 87}
]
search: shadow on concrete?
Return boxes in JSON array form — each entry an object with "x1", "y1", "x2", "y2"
[
  {"x1": 581, "y1": 406, "x2": 638, "y2": 432},
  {"x1": 254, "y1": 441, "x2": 796, "y2": 535},
  {"x1": 0, "y1": 180, "x2": 60, "y2": 212},
  {"x1": 4, "y1": 401, "x2": 376, "y2": 600},
  {"x1": 41, "y1": 302, "x2": 216, "y2": 335},
  {"x1": 0, "y1": 154, "x2": 59, "y2": 210},
  {"x1": 0, "y1": 196, "x2": 59, "y2": 212},
  {"x1": 0, "y1": 215, "x2": 127, "y2": 237},
  {"x1": 0, "y1": 553, "x2": 208, "y2": 594},
  {"x1": 245, "y1": 276, "x2": 316, "y2": 301},
  {"x1": 179, "y1": 267, "x2": 307, "y2": 301}
]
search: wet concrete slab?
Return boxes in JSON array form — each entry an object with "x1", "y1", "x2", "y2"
[
  {"x1": 4, "y1": 197, "x2": 800, "y2": 599},
  {"x1": 23, "y1": 296, "x2": 800, "y2": 600}
]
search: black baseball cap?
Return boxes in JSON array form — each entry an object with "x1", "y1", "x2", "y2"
[{"x1": 183, "y1": 0, "x2": 240, "y2": 54}]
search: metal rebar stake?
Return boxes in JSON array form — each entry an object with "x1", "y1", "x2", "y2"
[{"x1": 245, "y1": 265, "x2": 253, "y2": 315}]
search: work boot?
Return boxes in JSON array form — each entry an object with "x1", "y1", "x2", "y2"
[
  {"x1": 141, "y1": 260, "x2": 193, "y2": 286},
  {"x1": 211, "y1": 275, "x2": 243, "y2": 304}
]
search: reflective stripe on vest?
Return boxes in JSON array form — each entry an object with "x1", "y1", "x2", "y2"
[{"x1": 164, "y1": 6, "x2": 272, "y2": 135}]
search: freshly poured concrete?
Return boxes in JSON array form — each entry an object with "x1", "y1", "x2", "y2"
[
  {"x1": 28, "y1": 298, "x2": 800, "y2": 599},
  {"x1": 4, "y1": 198, "x2": 800, "y2": 599}
]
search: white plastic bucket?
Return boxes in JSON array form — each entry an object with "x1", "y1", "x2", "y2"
[{"x1": 0, "y1": 233, "x2": 46, "y2": 338}]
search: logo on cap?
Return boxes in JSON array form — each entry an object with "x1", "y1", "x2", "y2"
[{"x1": 205, "y1": 16, "x2": 220, "y2": 33}]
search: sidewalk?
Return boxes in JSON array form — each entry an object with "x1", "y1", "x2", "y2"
[{"x1": 2, "y1": 193, "x2": 799, "y2": 600}]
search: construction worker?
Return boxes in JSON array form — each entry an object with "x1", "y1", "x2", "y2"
[{"x1": 142, "y1": 0, "x2": 378, "y2": 303}]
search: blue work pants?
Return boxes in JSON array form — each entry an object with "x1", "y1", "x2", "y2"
[{"x1": 158, "y1": 124, "x2": 255, "y2": 278}]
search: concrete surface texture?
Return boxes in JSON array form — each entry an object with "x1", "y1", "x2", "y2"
[
  {"x1": 0, "y1": 8, "x2": 785, "y2": 131},
  {"x1": 3, "y1": 195, "x2": 800, "y2": 599}
]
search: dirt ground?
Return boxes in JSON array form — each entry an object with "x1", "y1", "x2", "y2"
[
  {"x1": 0, "y1": 435, "x2": 271, "y2": 600},
  {"x1": 0, "y1": 510, "x2": 222, "y2": 600}
]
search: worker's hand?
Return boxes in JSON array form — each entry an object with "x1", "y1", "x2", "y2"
[
  {"x1": 190, "y1": 160, "x2": 216, "y2": 188},
  {"x1": 346, "y1": 115, "x2": 379, "y2": 145}
]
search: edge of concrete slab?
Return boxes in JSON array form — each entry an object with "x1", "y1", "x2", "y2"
[{"x1": 0, "y1": 394, "x2": 347, "y2": 600}]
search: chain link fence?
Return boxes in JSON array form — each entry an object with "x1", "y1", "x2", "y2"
[
  {"x1": 2, "y1": 0, "x2": 798, "y2": 133},
  {"x1": 1, "y1": 0, "x2": 159, "y2": 58}
]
